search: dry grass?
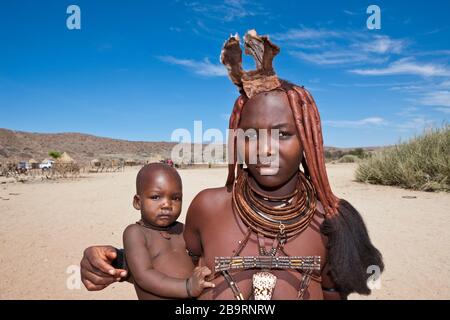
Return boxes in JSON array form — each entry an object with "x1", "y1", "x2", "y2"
[{"x1": 355, "y1": 125, "x2": 450, "y2": 191}]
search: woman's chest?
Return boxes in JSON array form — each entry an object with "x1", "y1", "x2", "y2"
[{"x1": 199, "y1": 207, "x2": 327, "y2": 268}]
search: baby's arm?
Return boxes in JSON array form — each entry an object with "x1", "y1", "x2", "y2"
[{"x1": 123, "y1": 224, "x2": 214, "y2": 299}]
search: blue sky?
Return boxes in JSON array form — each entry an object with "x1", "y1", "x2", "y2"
[{"x1": 0, "y1": 0, "x2": 449, "y2": 147}]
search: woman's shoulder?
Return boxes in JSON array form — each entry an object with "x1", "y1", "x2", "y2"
[
  {"x1": 186, "y1": 186, "x2": 231, "y2": 219},
  {"x1": 193, "y1": 186, "x2": 231, "y2": 205}
]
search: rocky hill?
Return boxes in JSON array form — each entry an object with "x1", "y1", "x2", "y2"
[{"x1": 0, "y1": 128, "x2": 178, "y2": 164}]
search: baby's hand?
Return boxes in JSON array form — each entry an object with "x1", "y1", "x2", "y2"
[{"x1": 187, "y1": 266, "x2": 215, "y2": 297}]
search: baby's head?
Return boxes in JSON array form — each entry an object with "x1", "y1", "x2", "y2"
[{"x1": 133, "y1": 163, "x2": 182, "y2": 227}]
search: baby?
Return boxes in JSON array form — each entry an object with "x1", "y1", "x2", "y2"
[{"x1": 123, "y1": 163, "x2": 214, "y2": 299}]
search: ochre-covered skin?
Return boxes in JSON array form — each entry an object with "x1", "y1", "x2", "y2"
[
  {"x1": 184, "y1": 90, "x2": 343, "y2": 299},
  {"x1": 184, "y1": 186, "x2": 333, "y2": 299}
]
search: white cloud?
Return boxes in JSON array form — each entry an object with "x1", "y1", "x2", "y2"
[
  {"x1": 435, "y1": 107, "x2": 450, "y2": 114},
  {"x1": 185, "y1": 0, "x2": 266, "y2": 22},
  {"x1": 290, "y1": 50, "x2": 387, "y2": 65},
  {"x1": 356, "y1": 35, "x2": 405, "y2": 54},
  {"x1": 350, "y1": 58, "x2": 450, "y2": 77},
  {"x1": 169, "y1": 27, "x2": 182, "y2": 32},
  {"x1": 323, "y1": 117, "x2": 387, "y2": 128},
  {"x1": 158, "y1": 56, "x2": 227, "y2": 77},
  {"x1": 419, "y1": 90, "x2": 450, "y2": 107},
  {"x1": 420, "y1": 28, "x2": 443, "y2": 35},
  {"x1": 343, "y1": 10, "x2": 358, "y2": 16},
  {"x1": 439, "y1": 80, "x2": 450, "y2": 88},
  {"x1": 271, "y1": 27, "x2": 340, "y2": 41},
  {"x1": 395, "y1": 116, "x2": 436, "y2": 130},
  {"x1": 390, "y1": 84, "x2": 424, "y2": 92},
  {"x1": 395, "y1": 106, "x2": 420, "y2": 117},
  {"x1": 275, "y1": 27, "x2": 406, "y2": 66},
  {"x1": 324, "y1": 115, "x2": 440, "y2": 132}
]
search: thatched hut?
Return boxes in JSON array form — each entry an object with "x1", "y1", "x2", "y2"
[
  {"x1": 53, "y1": 152, "x2": 79, "y2": 176},
  {"x1": 125, "y1": 158, "x2": 136, "y2": 166},
  {"x1": 29, "y1": 158, "x2": 39, "y2": 169},
  {"x1": 57, "y1": 152, "x2": 75, "y2": 164}
]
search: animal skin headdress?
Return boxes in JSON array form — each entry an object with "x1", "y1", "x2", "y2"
[
  {"x1": 221, "y1": 30, "x2": 384, "y2": 296},
  {"x1": 220, "y1": 29, "x2": 282, "y2": 98}
]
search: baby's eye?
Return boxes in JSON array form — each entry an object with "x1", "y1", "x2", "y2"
[
  {"x1": 173, "y1": 196, "x2": 182, "y2": 201},
  {"x1": 150, "y1": 195, "x2": 160, "y2": 200}
]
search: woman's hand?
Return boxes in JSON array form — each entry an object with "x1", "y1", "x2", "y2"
[{"x1": 80, "y1": 246, "x2": 128, "y2": 291}]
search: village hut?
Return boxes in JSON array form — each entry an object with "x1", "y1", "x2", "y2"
[
  {"x1": 28, "y1": 158, "x2": 39, "y2": 169},
  {"x1": 125, "y1": 158, "x2": 136, "y2": 166},
  {"x1": 57, "y1": 152, "x2": 75, "y2": 164}
]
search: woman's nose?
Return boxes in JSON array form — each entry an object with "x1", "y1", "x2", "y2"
[
  {"x1": 259, "y1": 130, "x2": 279, "y2": 157},
  {"x1": 258, "y1": 131, "x2": 272, "y2": 156},
  {"x1": 260, "y1": 140, "x2": 272, "y2": 156}
]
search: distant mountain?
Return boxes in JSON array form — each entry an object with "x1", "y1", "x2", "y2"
[
  {"x1": 0, "y1": 128, "x2": 178, "y2": 164},
  {"x1": 0, "y1": 128, "x2": 380, "y2": 165}
]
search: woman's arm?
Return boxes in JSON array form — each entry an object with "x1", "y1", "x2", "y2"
[{"x1": 321, "y1": 262, "x2": 348, "y2": 300}]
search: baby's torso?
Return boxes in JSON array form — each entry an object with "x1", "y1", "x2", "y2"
[
  {"x1": 134, "y1": 225, "x2": 194, "y2": 300},
  {"x1": 142, "y1": 226, "x2": 194, "y2": 278}
]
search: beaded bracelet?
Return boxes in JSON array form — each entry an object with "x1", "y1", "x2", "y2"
[{"x1": 185, "y1": 278, "x2": 193, "y2": 298}]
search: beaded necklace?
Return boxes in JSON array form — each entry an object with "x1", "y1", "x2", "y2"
[{"x1": 214, "y1": 170, "x2": 321, "y2": 300}]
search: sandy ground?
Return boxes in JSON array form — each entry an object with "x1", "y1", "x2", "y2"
[{"x1": 0, "y1": 164, "x2": 449, "y2": 300}]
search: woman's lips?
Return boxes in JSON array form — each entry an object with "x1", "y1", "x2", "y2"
[{"x1": 256, "y1": 165, "x2": 280, "y2": 175}]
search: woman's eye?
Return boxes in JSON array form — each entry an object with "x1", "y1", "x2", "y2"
[
  {"x1": 279, "y1": 131, "x2": 290, "y2": 138},
  {"x1": 245, "y1": 132, "x2": 257, "y2": 140}
]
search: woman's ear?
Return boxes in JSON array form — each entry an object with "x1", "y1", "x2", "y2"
[{"x1": 133, "y1": 195, "x2": 141, "y2": 210}]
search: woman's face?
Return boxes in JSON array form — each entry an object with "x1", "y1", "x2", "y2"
[{"x1": 237, "y1": 90, "x2": 303, "y2": 189}]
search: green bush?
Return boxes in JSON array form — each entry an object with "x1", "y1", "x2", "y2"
[
  {"x1": 355, "y1": 125, "x2": 450, "y2": 191},
  {"x1": 48, "y1": 151, "x2": 61, "y2": 159}
]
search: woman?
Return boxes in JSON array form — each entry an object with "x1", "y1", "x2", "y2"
[{"x1": 80, "y1": 30, "x2": 383, "y2": 300}]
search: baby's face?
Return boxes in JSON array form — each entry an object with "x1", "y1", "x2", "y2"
[{"x1": 138, "y1": 173, "x2": 182, "y2": 227}]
